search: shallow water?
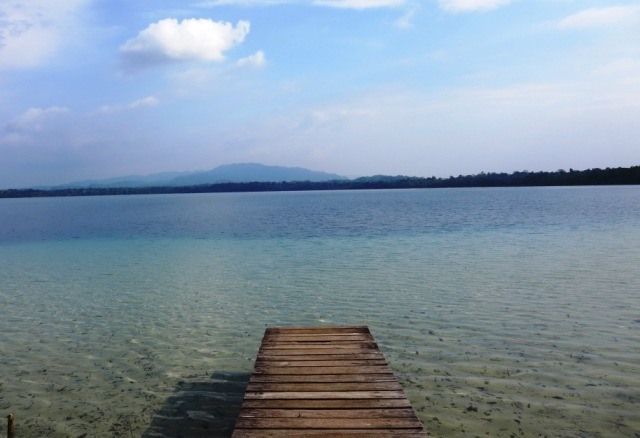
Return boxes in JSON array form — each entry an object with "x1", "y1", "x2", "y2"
[{"x1": 0, "y1": 187, "x2": 639, "y2": 436}]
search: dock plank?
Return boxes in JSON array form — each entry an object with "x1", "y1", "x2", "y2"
[
  {"x1": 253, "y1": 365, "x2": 392, "y2": 375},
  {"x1": 256, "y1": 347, "x2": 378, "y2": 356},
  {"x1": 232, "y1": 326, "x2": 426, "y2": 436},
  {"x1": 249, "y1": 373, "x2": 397, "y2": 383},
  {"x1": 233, "y1": 430, "x2": 426, "y2": 437},
  {"x1": 256, "y1": 352, "x2": 385, "y2": 361},
  {"x1": 267, "y1": 334, "x2": 374, "y2": 342},
  {"x1": 235, "y1": 417, "x2": 424, "y2": 429},
  {"x1": 260, "y1": 342, "x2": 379, "y2": 350},
  {"x1": 246, "y1": 381, "x2": 403, "y2": 392},
  {"x1": 238, "y1": 408, "x2": 417, "y2": 418},
  {"x1": 255, "y1": 359, "x2": 389, "y2": 367},
  {"x1": 265, "y1": 326, "x2": 370, "y2": 334},
  {"x1": 242, "y1": 390, "x2": 408, "y2": 400},
  {"x1": 239, "y1": 399, "x2": 414, "y2": 409}
]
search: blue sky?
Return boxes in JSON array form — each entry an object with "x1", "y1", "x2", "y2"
[{"x1": 1, "y1": 0, "x2": 639, "y2": 188}]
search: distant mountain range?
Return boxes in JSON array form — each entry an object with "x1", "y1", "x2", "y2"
[
  {"x1": 53, "y1": 163, "x2": 346, "y2": 189},
  {"x1": 8, "y1": 165, "x2": 639, "y2": 198}
]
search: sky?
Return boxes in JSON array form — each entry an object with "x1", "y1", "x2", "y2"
[{"x1": 1, "y1": 0, "x2": 639, "y2": 188}]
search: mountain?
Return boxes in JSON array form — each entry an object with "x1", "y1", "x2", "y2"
[
  {"x1": 169, "y1": 163, "x2": 345, "y2": 186},
  {"x1": 55, "y1": 171, "x2": 194, "y2": 189},
  {"x1": 57, "y1": 164, "x2": 345, "y2": 189}
]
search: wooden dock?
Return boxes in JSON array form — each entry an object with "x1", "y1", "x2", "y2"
[{"x1": 232, "y1": 326, "x2": 426, "y2": 436}]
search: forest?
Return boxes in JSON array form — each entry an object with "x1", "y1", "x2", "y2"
[{"x1": 2, "y1": 165, "x2": 639, "y2": 198}]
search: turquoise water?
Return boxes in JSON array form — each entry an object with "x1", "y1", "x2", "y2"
[{"x1": 1, "y1": 187, "x2": 639, "y2": 436}]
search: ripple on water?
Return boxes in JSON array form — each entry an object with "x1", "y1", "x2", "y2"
[{"x1": 1, "y1": 188, "x2": 639, "y2": 436}]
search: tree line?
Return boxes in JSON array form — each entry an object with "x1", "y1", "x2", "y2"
[{"x1": 2, "y1": 165, "x2": 639, "y2": 199}]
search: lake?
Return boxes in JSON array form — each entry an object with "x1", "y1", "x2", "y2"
[{"x1": 1, "y1": 187, "x2": 639, "y2": 436}]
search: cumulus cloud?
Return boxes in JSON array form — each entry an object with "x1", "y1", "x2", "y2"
[
  {"x1": 438, "y1": 0, "x2": 510, "y2": 13},
  {"x1": 236, "y1": 50, "x2": 267, "y2": 68},
  {"x1": 313, "y1": 0, "x2": 405, "y2": 8},
  {"x1": 558, "y1": 6, "x2": 640, "y2": 29},
  {"x1": 119, "y1": 18, "x2": 250, "y2": 72},
  {"x1": 0, "y1": 0, "x2": 87, "y2": 69}
]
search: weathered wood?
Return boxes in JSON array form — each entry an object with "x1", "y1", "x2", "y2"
[
  {"x1": 256, "y1": 347, "x2": 378, "y2": 356},
  {"x1": 267, "y1": 334, "x2": 374, "y2": 342},
  {"x1": 256, "y1": 352, "x2": 385, "y2": 361},
  {"x1": 232, "y1": 326, "x2": 426, "y2": 436},
  {"x1": 253, "y1": 365, "x2": 392, "y2": 375},
  {"x1": 238, "y1": 408, "x2": 417, "y2": 418},
  {"x1": 7, "y1": 413, "x2": 15, "y2": 438},
  {"x1": 235, "y1": 417, "x2": 424, "y2": 429},
  {"x1": 260, "y1": 341, "x2": 378, "y2": 349},
  {"x1": 265, "y1": 326, "x2": 370, "y2": 334},
  {"x1": 233, "y1": 430, "x2": 426, "y2": 437},
  {"x1": 255, "y1": 359, "x2": 389, "y2": 367},
  {"x1": 243, "y1": 390, "x2": 408, "y2": 400},
  {"x1": 239, "y1": 398, "x2": 414, "y2": 409},
  {"x1": 249, "y1": 373, "x2": 396, "y2": 383},
  {"x1": 246, "y1": 381, "x2": 403, "y2": 392}
]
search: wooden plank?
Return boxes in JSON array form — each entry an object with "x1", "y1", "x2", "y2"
[
  {"x1": 266, "y1": 326, "x2": 370, "y2": 334},
  {"x1": 258, "y1": 347, "x2": 377, "y2": 356},
  {"x1": 256, "y1": 352, "x2": 385, "y2": 361},
  {"x1": 233, "y1": 430, "x2": 426, "y2": 437},
  {"x1": 263, "y1": 338, "x2": 374, "y2": 341},
  {"x1": 266, "y1": 325, "x2": 370, "y2": 331},
  {"x1": 242, "y1": 390, "x2": 407, "y2": 400},
  {"x1": 267, "y1": 334, "x2": 375, "y2": 342},
  {"x1": 232, "y1": 326, "x2": 426, "y2": 437},
  {"x1": 262, "y1": 338, "x2": 370, "y2": 344},
  {"x1": 246, "y1": 381, "x2": 403, "y2": 392},
  {"x1": 261, "y1": 342, "x2": 377, "y2": 348},
  {"x1": 238, "y1": 408, "x2": 418, "y2": 418},
  {"x1": 249, "y1": 373, "x2": 396, "y2": 383},
  {"x1": 239, "y1": 399, "x2": 414, "y2": 409},
  {"x1": 260, "y1": 341, "x2": 378, "y2": 349},
  {"x1": 235, "y1": 417, "x2": 424, "y2": 429},
  {"x1": 255, "y1": 359, "x2": 388, "y2": 367},
  {"x1": 253, "y1": 366, "x2": 392, "y2": 375}
]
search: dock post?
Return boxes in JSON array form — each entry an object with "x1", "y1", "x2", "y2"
[{"x1": 7, "y1": 413, "x2": 15, "y2": 438}]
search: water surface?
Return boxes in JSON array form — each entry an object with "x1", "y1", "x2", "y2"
[{"x1": 1, "y1": 187, "x2": 639, "y2": 436}]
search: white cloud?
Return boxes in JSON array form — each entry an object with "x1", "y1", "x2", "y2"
[
  {"x1": 119, "y1": 18, "x2": 250, "y2": 72},
  {"x1": 237, "y1": 50, "x2": 267, "y2": 68},
  {"x1": 0, "y1": 0, "x2": 87, "y2": 69},
  {"x1": 302, "y1": 107, "x2": 377, "y2": 131},
  {"x1": 195, "y1": 0, "x2": 290, "y2": 5},
  {"x1": 243, "y1": 76, "x2": 640, "y2": 176},
  {"x1": 98, "y1": 97, "x2": 160, "y2": 114},
  {"x1": 196, "y1": 0, "x2": 403, "y2": 6},
  {"x1": 395, "y1": 5, "x2": 418, "y2": 28},
  {"x1": 5, "y1": 107, "x2": 69, "y2": 133},
  {"x1": 558, "y1": 6, "x2": 640, "y2": 29},
  {"x1": 313, "y1": 0, "x2": 405, "y2": 8},
  {"x1": 129, "y1": 96, "x2": 161, "y2": 109},
  {"x1": 438, "y1": 0, "x2": 510, "y2": 13},
  {"x1": 1, "y1": 106, "x2": 69, "y2": 149}
]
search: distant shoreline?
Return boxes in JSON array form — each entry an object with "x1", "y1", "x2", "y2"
[{"x1": 2, "y1": 165, "x2": 639, "y2": 199}]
